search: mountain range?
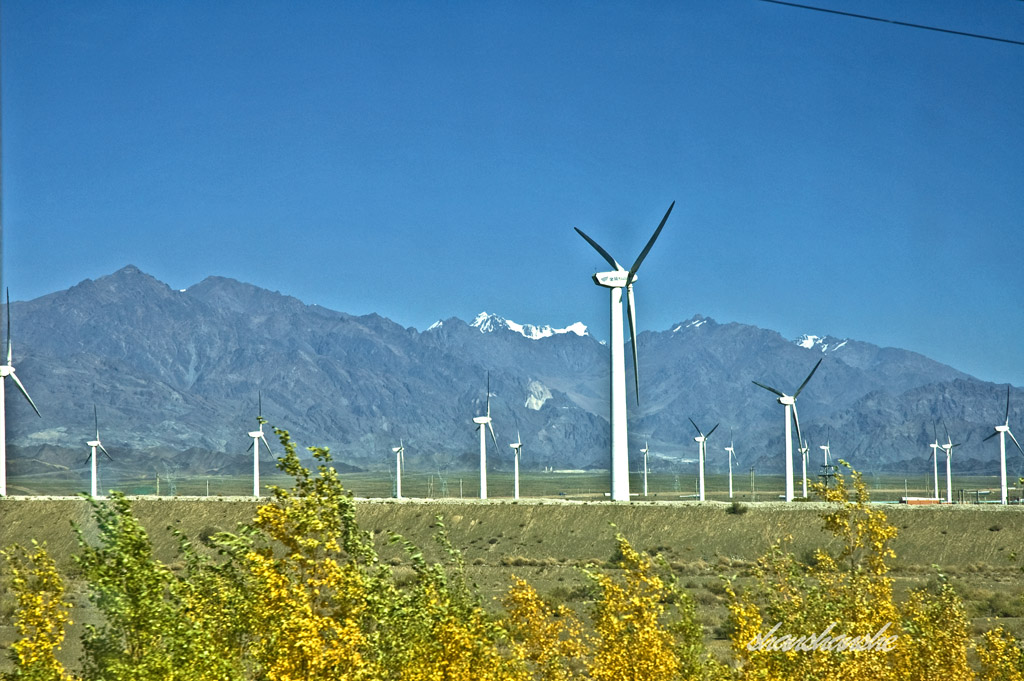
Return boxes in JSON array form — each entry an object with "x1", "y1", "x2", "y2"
[{"x1": 6, "y1": 265, "x2": 1022, "y2": 484}]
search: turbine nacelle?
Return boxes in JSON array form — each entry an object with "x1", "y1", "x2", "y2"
[
  {"x1": 777, "y1": 395, "x2": 795, "y2": 406},
  {"x1": 87, "y1": 440, "x2": 100, "y2": 447},
  {"x1": 247, "y1": 430, "x2": 263, "y2": 438},
  {"x1": 996, "y1": 425, "x2": 1010, "y2": 433},
  {"x1": 592, "y1": 270, "x2": 634, "y2": 289},
  {"x1": 472, "y1": 416, "x2": 491, "y2": 425}
]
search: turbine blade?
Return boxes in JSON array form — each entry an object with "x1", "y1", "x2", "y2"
[
  {"x1": 486, "y1": 371, "x2": 491, "y2": 418},
  {"x1": 9, "y1": 373, "x2": 41, "y2": 417},
  {"x1": 94, "y1": 405, "x2": 100, "y2": 440},
  {"x1": 1006, "y1": 385, "x2": 1012, "y2": 425},
  {"x1": 246, "y1": 440, "x2": 254, "y2": 453},
  {"x1": 983, "y1": 430, "x2": 999, "y2": 442},
  {"x1": 259, "y1": 391, "x2": 263, "y2": 420},
  {"x1": 626, "y1": 284, "x2": 639, "y2": 405},
  {"x1": 793, "y1": 358, "x2": 823, "y2": 399},
  {"x1": 99, "y1": 443, "x2": 113, "y2": 461},
  {"x1": 1008, "y1": 430, "x2": 1024, "y2": 456},
  {"x1": 626, "y1": 201, "x2": 674, "y2": 285},
  {"x1": 488, "y1": 421, "x2": 498, "y2": 450},
  {"x1": 752, "y1": 380, "x2": 785, "y2": 398},
  {"x1": 792, "y1": 402, "x2": 804, "y2": 452},
  {"x1": 574, "y1": 227, "x2": 622, "y2": 270},
  {"x1": 707, "y1": 423, "x2": 720, "y2": 439},
  {"x1": 688, "y1": 417, "x2": 702, "y2": 437},
  {"x1": 5, "y1": 288, "x2": 11, "y2": 366},
  {"x1": 261, "y1": 435, "x2": 274, "y2": 456},
  {"x1": 943, "y1": 421, "x2": 951, "y2": 446}
]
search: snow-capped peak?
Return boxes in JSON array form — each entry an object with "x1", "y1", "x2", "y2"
[
  {"x1": 672, "y1": 315, "x2": 710, "y2": 332},
  {"x1": 794, "y1": 334, "x2": 849, "y2": 353},
  {"x1": 426, "y1": 320, "x2": 443, "y2": 331},
  {"x1": 470, "y1": 312, "x2": 588, "y2": 340}
]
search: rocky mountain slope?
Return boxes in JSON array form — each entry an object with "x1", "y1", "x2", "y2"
[{"x1": 6, "y1": 266, "x2": 1020, "y2": 481}]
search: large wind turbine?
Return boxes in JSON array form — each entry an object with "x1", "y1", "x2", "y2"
[
  {"x1": 689, "y1": 418, "x2": 718, "y2": 502},
  {"x1": 941, "y1": 423, "x2": 960, "y2": 504},
  {"x1": 575, "y1": 202, "x2": 674, "y2": 501},
  {"x1": 983, "y1": 386, "x2": 1024, "y2": 505},
  {"x1": 247, "y1": 392, "x2": 274, "y2": 498},
  {"x1": 753, "y1": 358, "x2": 822, "y2": 502},
  {"x1": 640, "y1": 441, "x2": 650, "y2": 497},
  {"x1": 472, "y1": 372, "x2": 498, "y2": 499},
  {"x1": 392, "y1": 439, "x2": 405, "y2": 499},
  {"x1": 724, "y1": 435, "x2": 736, "y2": 499},
  {"x1": 85, "y1": 405, "x2": 112, "y2": 498},
  {"x1": 0, "y1": 290, "x2": 41, "y2": 496},
  {"x1": 510, "y1": 431, "x2": 523, "y2": 500}
]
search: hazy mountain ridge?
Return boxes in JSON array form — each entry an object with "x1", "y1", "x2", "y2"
[{"x1": 7, "y1": 266, "x2": 1021, "y2": 483}]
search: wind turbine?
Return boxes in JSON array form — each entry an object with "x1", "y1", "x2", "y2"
[
  {"x1": 689, "y1": 418, "x2": 719, "y2": 502},
  {"x1": 85, "y1": 405, "x2": 112, "y2": 498},
  {"x1": 510, "y1": 430, "x2": 523, "y2": 500},
  {"x1": 392, "y1": 439, "x2": 405, "y2": 499},
  {"x1": 0, "y1": 289, "x2": 41, "y2": 497},
  {"x1": 472, "y1": 372, "x2": 498, "y2": 499},
  {"x1": 246, "y1": 392, "x2": 274, "y2": 498},
  {"x1": 983, "y1": 386, "x2": 1024, "y2": 505},
  {"x1": 640, "y1": 441, "x2": 650, "y2": 497},
  {"x1": 927, "y1": 424, "x2": 940, "y2": 500},
  {"x1": 724, "y1": 434, "x2": 736, "y2": 499},
  {"x1": 798, "y1": 438, "x2": 810, "y2": 498},
  {"x1": 575, "y1": 202, "x2": 674, "y2": 501},
  {"x1": 940, "y1": 422, "x2": 960, "y2": 504},
  {"x1": 753, "y1": 358, "x2": 822, "y2": 502}
]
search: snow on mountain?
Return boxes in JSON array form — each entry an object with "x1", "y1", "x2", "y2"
[
  {"x1": 470, "y1": 312, "x2": 588, "y2": 340},
  {"x1": 794, "y1": 334, "x2": 849, "y2": 353}
]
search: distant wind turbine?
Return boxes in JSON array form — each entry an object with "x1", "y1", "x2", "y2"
[
  {"x1": 724, "y1": 434, "x2": 736, "y2": 499},
  {"x1": 798, "y1": 438, "x2": 810, "y2": 498},
  {"x1": 689, "y1": 418, "x2": 719, "y2": 502},
  {"x1": 753, "y1": 358, "x2": 822, "y2": 502},
  {"x1": 0, "y1": 289, "x2": 42, "y2": 497},
  {"x1": 510, "y1": 430, "x2": 523, "y2": 500},
  {"x1": 247, "y1": 392, "x2": 274, "y2": 498},
  {"x1": 472, "y1": 372, "x2": 498, "y2": 499},
  {"x1": 85, "y1": 405, "x2": 112, "y2": 498},
  {"x1": 392, "y1": 439, "x2": 405, "y2": 499},
  {"x1": 983, "y1": 386, "x2": 1024, "y2": 505},
  {"x1": 941, "y1": 422, "x2": 960, "y2": 504},
  {"x1": 575, "y1": 202, "x2": 674, "y2": 501},
  {"x1": 640, "y1": 441, "x2": 650, "y2": 497}
]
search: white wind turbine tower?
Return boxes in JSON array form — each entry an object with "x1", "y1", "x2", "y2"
[
  {"x1": 940, "y1": 422, "x2": 960, "y2": 504},
  {"x1": 640, "y1": 441, "x2": 650, "y2": 497},
  {"x1": 472, "y1": 372, "x2": 498, "y2": 499},
  {"x1": 753, "y1": 358, "x2": 822, "y2": 502},
  {"x1": 246, "y1": 392, "x2": 274, "y2": 498},
  {"x1": 392, "y1": 439, "x2": 405, "y2": 499},
  {"x1": 983, "y1": 386, "x2": 1023, "y2": 505},
  {"x1": 85, "y1": 405, "x2": 113, "y2": 498},
  {"x1": 689, "y1": 418, "x2": 719, "y2": 502},
  {"x1": 0, "y1": 289, "x2": 41, "y2": 497},
  {"x1": 724, "y1": 434, "x2": 736, "y2": 499},
  {"x1": 510, "y1": 430, "x2": 523, "y2": 500},
  {"x1": 927, "y1": 424, "x2": 941, "y2": 500},
  {"x1": 575, "y1": 202, "x2": 674, "y2": 501}
]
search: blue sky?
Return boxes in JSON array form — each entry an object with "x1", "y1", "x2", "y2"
[{"x1": 2, "y1": 1, "x2": 1023, "y2": 386}]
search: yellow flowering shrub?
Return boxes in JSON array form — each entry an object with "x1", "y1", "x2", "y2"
[
  {"x1": 1, "y1": 543, "x2": 75, "y2": 681},
  {"x1": 727, "y1": 461, "x2": 975, "y2": 681}
]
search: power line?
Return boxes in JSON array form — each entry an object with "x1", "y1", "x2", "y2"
[{"x1": 758, "y1": 0, "x2": 1024, "y2": 47}]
